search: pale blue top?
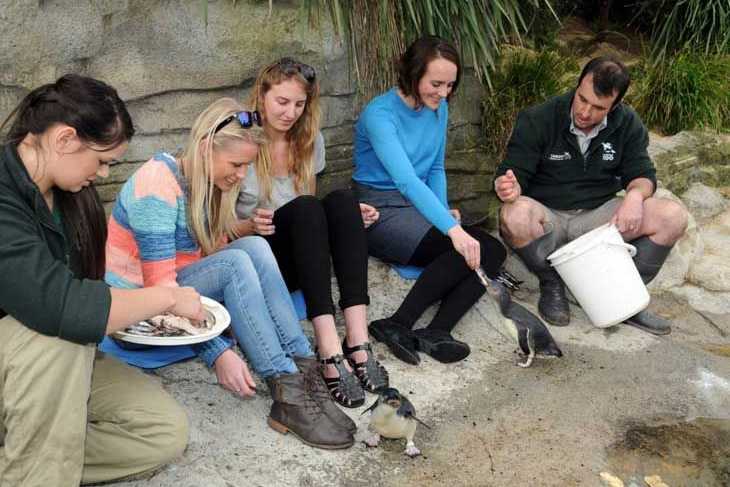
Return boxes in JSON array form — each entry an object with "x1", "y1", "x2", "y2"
[{"x1": 353, "y1": 88, "x2": 457, "y2": 234}]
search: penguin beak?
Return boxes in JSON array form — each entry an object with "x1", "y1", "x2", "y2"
[{"x1": 361, "y1": 398, "x2": 380, "y2": 416}]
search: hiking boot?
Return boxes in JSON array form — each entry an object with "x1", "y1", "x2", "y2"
[
  {"x1": 624, "y1": 309, "x2": 671, "y2": 335},
  {"x1": 623, "y1": 237, "x2": 675, "y2": 335},
  {"x1": 266, "y1": 372, "x2": 353, "y2": 449},
  {"x1": 294, "y1": 356, "x2": 357, "y2": 434}
]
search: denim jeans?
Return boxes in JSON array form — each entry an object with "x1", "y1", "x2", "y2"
[{"x1": 177, "y1": 236, "x2": 312, "y2": 378}]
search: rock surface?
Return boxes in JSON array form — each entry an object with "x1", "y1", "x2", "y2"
[{"x1": 111, "y1": 257, "x2": 730, "y2": 487}]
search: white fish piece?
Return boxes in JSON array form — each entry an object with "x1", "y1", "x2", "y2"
[{"x1": 126, "y1": 311, "x2": 214, "y2": 337}]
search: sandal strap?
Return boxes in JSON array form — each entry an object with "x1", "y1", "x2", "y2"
[
  {"x1": 342, "y1": 338, "x2": 389, "y2": 393},
  {"x1": 342, "y1": 341, "x2": 373, "y2": 354},
  {"x1": 317, "y1": 352, "x2": 364, "y2": 407},
  {"x1": 318, "y1": 353, "x2": 346, "y2": 366}
]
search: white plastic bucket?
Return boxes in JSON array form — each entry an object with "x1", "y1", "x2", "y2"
[{"x1": 547, "y1": 223, "x2": 649, "y2": 327}]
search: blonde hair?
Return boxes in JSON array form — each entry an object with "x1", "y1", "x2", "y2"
[
  {"x1": 179, "y1": 97, "x2": 265, "y2": 255},
  {"x1": 249, "y1": 59, "x2": 321, "y2": 204}
]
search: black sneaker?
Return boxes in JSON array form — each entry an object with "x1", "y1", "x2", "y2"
[
  {"x1": 368, "y1": 319, "x2": 420, "y2": 365},
  {"x1": 413, "y1": 328, "x2": 470, "y2": 363}
]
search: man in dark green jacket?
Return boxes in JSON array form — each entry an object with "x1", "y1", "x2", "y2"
[{"x1": 494, "y1": 56, "x2": 688, "y2": 335}]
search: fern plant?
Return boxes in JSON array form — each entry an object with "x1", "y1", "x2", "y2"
[{"x1": 303, "y1": 0, "x2": 558, "y2": 99}]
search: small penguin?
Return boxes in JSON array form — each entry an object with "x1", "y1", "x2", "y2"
[
  {"x1": 476, "y1": 268, "x2": 563, "y2": 367},
  {"x1": 362, "y1": 387, "x2": 429, "y2": 457}
]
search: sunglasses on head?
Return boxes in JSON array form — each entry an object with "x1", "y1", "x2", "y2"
[
  {"x1": 213, "y1": 110, "x2": 262, "y2": 134},
  {"x1": 277, "y1": 58, "x2": 316, "y2": 83}
]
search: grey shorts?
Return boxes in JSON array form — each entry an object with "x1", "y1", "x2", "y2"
[{"x1": 535, "y1": 197, "x2": 622, "y2": 249}]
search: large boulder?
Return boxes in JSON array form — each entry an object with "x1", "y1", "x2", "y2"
[
  {"x1": 687, "y1": 208, "x2": 730, "y2": 292},
  {"x1": 681, "y1": 183, "x2": 728, "y2": 222},
  {"x1": 649, "y1": 188, "x2": 701, "y2": 291}
]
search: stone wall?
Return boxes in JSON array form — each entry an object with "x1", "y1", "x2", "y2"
[{"x1": 0, "y1": 0, "x2": 496, "y2": 221}]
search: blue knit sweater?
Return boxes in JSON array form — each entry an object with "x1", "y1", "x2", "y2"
[{"x1": 353, "y1": 88, "x2": 457, "y2": 234}]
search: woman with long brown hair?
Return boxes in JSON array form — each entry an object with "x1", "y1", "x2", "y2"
[
  {"x1": 235, "y1": 58, "x2": 388, "y2": 409},
  {"x1": 0, "y1": 74, "x2": 194, "y2": 486}
]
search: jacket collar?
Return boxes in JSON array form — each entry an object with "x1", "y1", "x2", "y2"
[
  {"x1": 558, "y1": 89, "x2": 626, "y2": 133},
  {"x1": 558, "y1": 90, "x2": 627, "y2": 153},
  {"x1": 1, "y1": 144, "x2": 60, "y2": 230}
]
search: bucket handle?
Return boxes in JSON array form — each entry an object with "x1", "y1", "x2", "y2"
[{"x1": 607, "y1": 241, "x2": 637, "y2": 257}]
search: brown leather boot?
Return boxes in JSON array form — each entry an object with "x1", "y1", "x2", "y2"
[
  {"x1": 294, "y1": 356, "x2": 357, "y2": 434},
  {"x1": 266, "y1": 372, "x2": 354, "y2": 449}
]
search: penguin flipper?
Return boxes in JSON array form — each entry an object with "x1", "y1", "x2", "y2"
[
  {"x1": 361, "y1": 397, "x2": 380, "y2": 416},
  {"x1": 517, "y1": 328, "x2": 536, "y2": 368}
]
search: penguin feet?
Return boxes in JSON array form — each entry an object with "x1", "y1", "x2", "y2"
[
  {"x1": 404, "y1": 441, "x2": 421, "y2": 457},
  {"x1": 363, "y1": 433, "x2": 381, "y2": 448},
  {"x1": 342, "y1": 339, "x2": 389, "y2": 393}
]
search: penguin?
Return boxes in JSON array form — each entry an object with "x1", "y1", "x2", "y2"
[
  {"x1": 476, "y1": 268, "x2": 563, "y2": 367},
  {"x1": 361, "y1": 387, "x2": 430, "y2": 457}
]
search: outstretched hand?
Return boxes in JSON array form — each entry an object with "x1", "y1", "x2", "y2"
[
  {"x1": 214, "y1": 349, "x2": 257, "y2": 398},
  {"x1": 169, "y1": 287, "x2": 205, "y2": 322},
  {"x1": 494, "y1": 169, "x2": 521, "y2": 203},
  {"x1": 448, "y1": 226, "x2": 481, "y2": 270}
]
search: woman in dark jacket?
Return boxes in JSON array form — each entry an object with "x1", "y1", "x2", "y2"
[{"x1": 0, "y1": 74, "x2": 199, "y2": 486}]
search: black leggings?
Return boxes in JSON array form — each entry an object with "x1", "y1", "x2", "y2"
[
  {"x1": 264, "y1": 190, "x2": 370, "y2": 320},
  {"x1": 391, "y1": 226, "x2": 506, "y2": 333}
]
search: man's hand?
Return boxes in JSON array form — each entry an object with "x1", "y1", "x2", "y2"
[
  {"x1": 495, "y1": 169, "x2": 522, "y2": 203},
  {"x1": 214, "y1": 349, "x2": 257, "y2": 398},
  {"x1": 251, "y1": 208, "x2": 275, "y2": 235},
  {"x1": 611, "y1": 191, "x2": 644, "y2": 235},
  {"x1": 359, "y1": 203, "x2": 380, "y2": 228}
]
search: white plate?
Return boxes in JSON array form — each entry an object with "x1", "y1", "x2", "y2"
[{"x1": 113, "y1": 296, "x2": 231, "y2": 346}]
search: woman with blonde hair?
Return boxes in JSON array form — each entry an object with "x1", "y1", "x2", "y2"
[
  {"x1": 235, "y1": 59, "x2": 388, "y2": 409},
  {"x1": 105, "y1": 97, "x2": 353, "y2": 449}
]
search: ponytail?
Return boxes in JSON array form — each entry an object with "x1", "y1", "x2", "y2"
[{"x1": 1, "y1": 74, "x2": 134, "y2": 279}]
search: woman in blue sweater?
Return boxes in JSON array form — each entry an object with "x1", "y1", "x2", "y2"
[{"x1": 354, "y1": 36, "x2": 507, "y2": 365}]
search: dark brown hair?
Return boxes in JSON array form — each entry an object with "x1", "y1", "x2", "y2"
[
  {"x1": 1, "y1": 74, "x2": 134, "y2": 279},
  {"x1": 577, "y1": 56, "x2": 631, "y2": 108},
  {"x1": 397, "y1": 35, "x2": 461, "y2": 107}
]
